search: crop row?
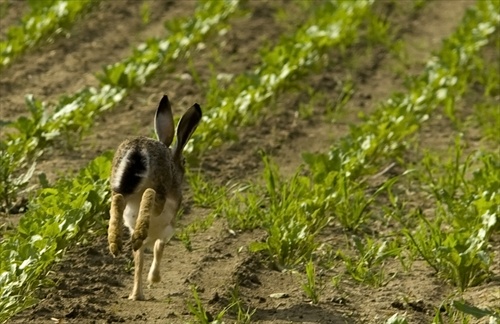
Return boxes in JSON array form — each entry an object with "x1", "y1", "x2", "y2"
[
  {"x1": 0, "y1": 0, "x2": 240, "y2": 212},
  {"x1": 306, "y1": 0, "x2": 499, "y2": 180},
  {"x1": 189, "y1": 0, "x2": 375, "y2": 155},
  {"x1": 463, "y1": 37, "x2": 500, "y2": 145},
  {"x1": 406, "y1": 143, "x2": 498, "y2": 292},
  {"x1": 0, "y1": 153, "x2": 112, "y2": 322},
  {"x1": 0, "y1": 0, "x2": 98, "y2": 69}
]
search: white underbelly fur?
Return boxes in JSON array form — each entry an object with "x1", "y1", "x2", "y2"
[{"x1": 123, "y1": 190, "x2": 177, "y2": 248}]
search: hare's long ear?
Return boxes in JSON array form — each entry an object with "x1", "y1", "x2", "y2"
[
  {"x1": 174, "y1": 103, "x2": 202, "y2": 158},
  {"x1": 155, "y1": 95, "x2": 175, "y2": 146}
]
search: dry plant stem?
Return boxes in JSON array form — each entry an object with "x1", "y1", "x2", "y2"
[
  {"x1": 132, "y1": 188, "x2": 155, "y2": 251},
  {"x1": 108, "y1": 193, "x2": 125, "y2": 257},
  {"x1": 371, "y1": 162, "x2": 396, "y2": 179}
]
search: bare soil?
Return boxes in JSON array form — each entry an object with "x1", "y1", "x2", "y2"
[
  {"x1": 0, "y1": 0, "x2": 29, "y2": 42},
  {"x1": 3, "y1": 1, "x2": 498, "y2": 323}
]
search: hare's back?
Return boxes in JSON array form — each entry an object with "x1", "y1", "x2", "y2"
[{"x1": 111, "y1": 137, "x2": 173, "y2": 196}]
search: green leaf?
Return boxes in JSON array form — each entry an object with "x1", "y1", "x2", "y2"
[{"x1": 451, "y1": 300, "x2": 500, "y2": 319}]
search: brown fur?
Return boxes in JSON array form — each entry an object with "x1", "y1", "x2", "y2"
[
  {"x1": 108, "y1": 193, "x2": 125, "y2": 257},
  {"x1": 131, "y1": 188, "x2": 155, "y2": 251}
]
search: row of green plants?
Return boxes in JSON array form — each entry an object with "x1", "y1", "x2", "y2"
[
  {"x1": 0, "y1": 152, "x2": 112, "y2": 322},
  {"x1": 405, "y1": 142, "x2": 498, "y2": 291},
  {"x1": 0, "y1": 0, "x2": 241, "y2": 212},
  {"x1": 385, "y1": 13, "x2": 500, "y2": 302},
  {"x1": 184, "y1": 0, "x2": 499, "y2": 322},
  {"x1": 0, "y1": 0, "x2": 98, "y2": 69},
  {"x1": 306, "y1": 0, "x2": 499, "y2": 181},
  {"x1": 395, "y1": 25, "x2": 500, "y2": 322},
  {"x1": 464, "y1": 34, "x2": 500, "y2": 145},
  {"x1": 188, "y1": 0, "x2": 375, "y2": 155}
]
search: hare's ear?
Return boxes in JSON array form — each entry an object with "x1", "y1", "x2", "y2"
[
  {"x1": 155, "y1": 95, "x2": 175, "y2": 146},
  {"x1": 174, "y1": 103, "x2": 202, "y2": 156}
]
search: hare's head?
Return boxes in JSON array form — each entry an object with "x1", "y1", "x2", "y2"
[{"x1": 154, "y1": 95, "x2": 202, "y2": 174}]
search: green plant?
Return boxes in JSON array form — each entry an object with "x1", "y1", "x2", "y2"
[
  {"x1": 187, "y1": 171, "x2": 228, "y2": 208},
  {"x1": 0, "y1": 0, "x2": 98, "y2": 69},
  {"x1": 0, "y1": 152, "x2": 112, "y2": 322},
  {"x1": 404, "y1": 209, "x2": 494, "y2": 291},
  {"x1": 385, "y1": 313, "x2": 409, "y2": 324},
  {"x1": 139, "y1": 1, "x2": 151, "y2": 25},
  {"x1": 186, "y1": 285, "x2": 213, "y2": 324},
  {"x1": 420, "y1": 141, "x2": 499, "y2": 232},
  {"x1": 338, "y1": 236, "x2": 399, "y2": 287},
  {"x1": 248, "y1": 155, "x2": 330, "y2": 269},
  {"x1": 420, "y1": 138, "x2": 471, "y2": 209},
  {"x1": 403, "y1": 141, "x2": 498, "y2": 290},
  {"x1": 302, "y1": 259, "x2": 321, "y2": 304},
  {"x1": 186, "y1": 285, "x2": 234, "y2": 324},
  {"x1": 434, "y1": 300, "x2": 500, "y2": 324},
  {"x1": 0, "y1": 149, "x2": 36, "y2": 214},
  {"x1": 228, "y1": 285, "x2": 255, "y2": 323},
  {"x1": 451, "y1": 300, "x2": 500, "y2": 320}
]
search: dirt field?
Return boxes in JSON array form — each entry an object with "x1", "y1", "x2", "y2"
[{"x1": 1, "y1": 1, "x2": 497, "y2": 323}]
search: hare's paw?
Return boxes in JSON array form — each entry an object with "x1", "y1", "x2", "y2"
[
  {"x1": 148, "y1": 269, "x2": 161, "y2": 285},
  {"x1": 109, "y1": 242, "x2": 121, "y2": 257},
  {"x1": 128, "y1": 292, "x2": 145, "y2": 301},
  {"x1": 131, "y1": 235, "x2": 144, "y2": 251}
]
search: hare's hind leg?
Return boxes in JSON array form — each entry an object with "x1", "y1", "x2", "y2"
[
  {"x1": 132, "y1": 188, "x2": 155, "y2": 251},
  {"x1": 129, "y1": 188, "x2": 155, "y2": 300},
  {"x1": 129, "y1": 246, "x2": 145, "y2": 300},
  {"x1": 148, "y1": 239, "x2": 165, "y2": 285},
  {"x1": 108, "y1": 193, "x2": 125, "y2": 257},
  {"x1": 147, "y1": 225, "x2": 175, "y2": 285}
]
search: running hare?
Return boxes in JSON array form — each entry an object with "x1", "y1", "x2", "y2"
[{"x1": 107, "y1": 95, "x2": 202, "y2": 300}]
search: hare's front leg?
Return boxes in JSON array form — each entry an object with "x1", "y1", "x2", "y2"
[
  {"x1": 129, "y1": 246, "x2": 145, "y2": 300},
  {"x1": 108, "y1": 193, "x2": 125, "y2": 257}
]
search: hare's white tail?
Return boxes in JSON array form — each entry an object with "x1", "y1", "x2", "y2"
[{"x1": 111, "y1": 148, "x2": 149, "y2": 195}]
